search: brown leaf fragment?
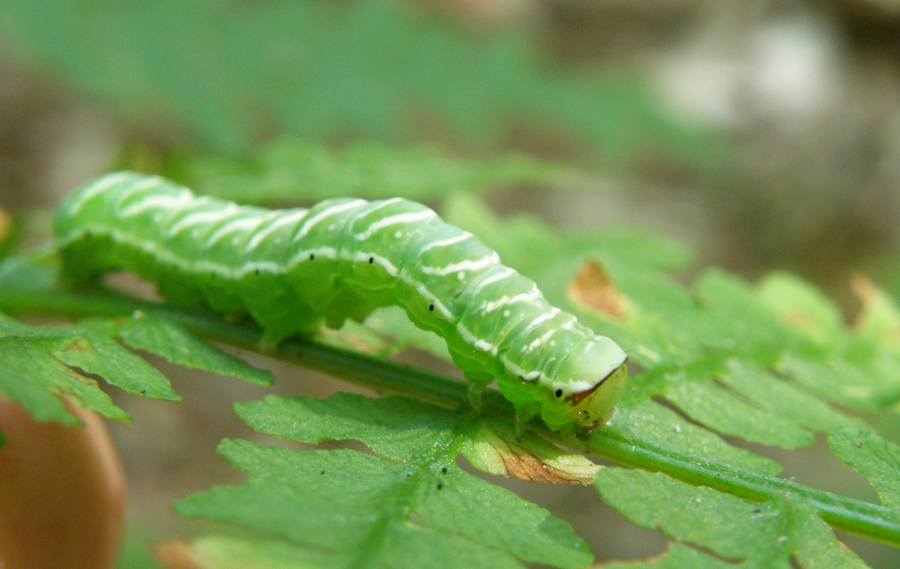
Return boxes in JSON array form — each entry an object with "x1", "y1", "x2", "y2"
[
  {"x1": 496, "y1": 438, "x2": 585, "y2": 484},
  {"x1": 566, "y1": 259, "x2": 630, "y2": 322},
  {"x1": 462, "y1": 423, "x2": 598, "y2": 484}
]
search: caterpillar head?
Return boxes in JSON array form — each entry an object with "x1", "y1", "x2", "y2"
[
  {"x1": 541, "y1": 336, "x2": 628, "y2": 431},
  {"x1": 564, "y1": 361, "x2": 628, "y2": 429}
]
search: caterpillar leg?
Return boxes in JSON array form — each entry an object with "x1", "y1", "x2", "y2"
[
  {"x1": 467, "y1": 382, "x2": 485, "y2": 413},
  {"x1": 258, "y1": 331, "x2": 285, "y2": 353},
  {"x1": 257, "y1": 314, "x2": 321, "y2": 352},
  {"x1": 513, "y1": 406, "x2": 538, "y2": 439}
]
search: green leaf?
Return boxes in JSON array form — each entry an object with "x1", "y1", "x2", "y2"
[
  {"x1": 173, "y1": 531, "x2": 543, "y2": 569},
  {"x1": 607, "y1": 399, "x2": 782, "y2": 476},
  {"x1": 776, "y1": 356, "x2": 890, "y2": 412},
  {"x1": 164, "y1": 535, "x2": 334, "y2": 569},
  {"x1": 53, "y1": 322, "x2": 181, "y2": 400},
  {"x1": 0, "y1": 308, "x2": 273, "y2": 425},
  {"x1": 235, "y1": 393, "x2": 462, "y2": 464},
  {"x1": 757, "y1": 272, "x2": 845, "y2": 347},
  {"x1": 666, "y1": 379, "x2": 814, "y2": 449},
  {"x1": 177, "y1": 393, "x2": 594, "y2": 569},
  {"x1": 829, "y1": 427, "x2": 900, "y2": 510},
  {"x1": 596, "y1": 469, "x2": 786, "y2": 564},
  {"x1": 0, "y1": 335, "x2": 125, "y2": 424},
  {"x1": 0, "y1": 245, "x2": 59, "y2": 291},
  {"x1": 117, "y1": 314, "x2": 274, "y2": 386},
  {"x1": 791, "y1": 510, "x2": 874, "y2": 569},
  {"x1": 600, "y1": 543, "x2": 737, "y2": 569},
  {"x1": 241, "y1": 393, "x2": 598, "y2": 484},
  {"x1": 595, "y1": 468, "x2": 869, "y2": 569},
  {"x1": 716, "y1": 360, "x2": 865, "y2": 434},
  {"x1": 686, "y1": 269, "x2": 796, "y2": 356}
]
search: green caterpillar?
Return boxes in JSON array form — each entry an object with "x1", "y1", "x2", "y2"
[{"x1": 54, "y1": 171, "x2": 627, "y2": 431}]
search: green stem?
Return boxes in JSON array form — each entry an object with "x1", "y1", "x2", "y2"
[
  {"x1": 576, "y1": 430, "x2": 900, "y2": 547},
  {"x1": 0, "y1": 288, "x2": 468, "y2": 408},
  {"x1": 2, "y1": 287, "x2": 899, "y2": 548}
]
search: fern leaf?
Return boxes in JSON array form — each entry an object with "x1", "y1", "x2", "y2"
[{"x1": 176, "y1": 393, "x2": 594, "y2": 569}]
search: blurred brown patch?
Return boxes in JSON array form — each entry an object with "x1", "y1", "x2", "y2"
[
  {"x1": 852, "y1": 274, "x2": 900, "y2": 345},
  {"x1": 0, "y1": 398, "x2": 125, "y2": 569},
  {"x1": 155, "y1": 541, "x2": 204, "y2": 569},
  {"x1": 566, "y1": 258, "x2": 629, "y2": 322},
  {"x1": 0, "y1": 207, "x2": 11, "y2": 245}
]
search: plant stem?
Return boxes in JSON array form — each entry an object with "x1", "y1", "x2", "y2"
[
  {"x1": 0, "y1": 288, "x2": 468, "y2": 408},
  {"x1": 1, "y1": 287, "x2": 899, "y2": 548},
  {"x1": 576, "y1": 429, "x2": 900, "y2": 547}
]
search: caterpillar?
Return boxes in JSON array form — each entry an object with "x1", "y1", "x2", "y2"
[{"x1": 54, "y1": 171, "x2": 627, "y2": 431}]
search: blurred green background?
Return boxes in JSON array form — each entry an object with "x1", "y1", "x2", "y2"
[
  {"x1": 2, "y1": 0, "x2": 900, "y2": 566},
  {"x1": 5, "y1": 0, "x2": 900, "y2": 296},
  {"x1": 4, "y1": 0, "x2": 900, "y2": 304}
]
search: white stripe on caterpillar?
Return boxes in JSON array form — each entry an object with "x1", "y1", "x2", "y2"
[
  {"x1": 419, "y1": 252, "x2": 501, "y2": 276},
  {"x1": 293, "y1": 200, "x2": 367, "y2": 240}
]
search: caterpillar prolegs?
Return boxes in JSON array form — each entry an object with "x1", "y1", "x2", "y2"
[{"x1": 54, "y1": 172, "x2": 628, "y2": 431}]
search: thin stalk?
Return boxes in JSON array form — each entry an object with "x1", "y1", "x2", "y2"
[
  {"x1": 0, "y1": 288, "x2": 467, "y2": 408},
  {"x1": 575, "y1": 430, "x2": 900, "y2": 547}
]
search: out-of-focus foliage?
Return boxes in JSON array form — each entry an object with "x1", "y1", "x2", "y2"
[
  {"x1": 0, "y1": 0, "x2": 717, "y2": 169},
  {"x1": 171, "y1": 137, "x2": 578, "y2": 205}
]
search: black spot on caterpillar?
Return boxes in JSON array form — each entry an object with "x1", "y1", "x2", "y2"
[{"x1": 54, "y1": 172, "x2": 628, "y2": 431}]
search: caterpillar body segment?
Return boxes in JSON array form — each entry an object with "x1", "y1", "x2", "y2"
[{"x1": 55, "y1": 172, "x2": 628, "y2": 430}]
